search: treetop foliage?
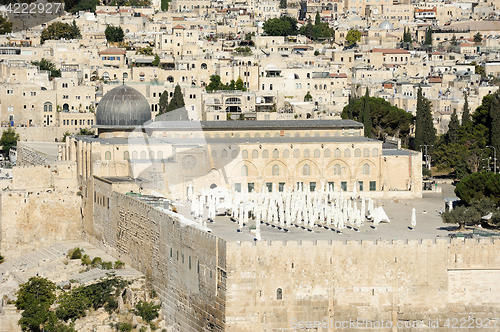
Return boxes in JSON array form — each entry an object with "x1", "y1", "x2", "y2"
[
  {"x1": 41, "y1": 21, "x2": 81, "y2": 44},
  {"x1": 31, "y1": 58, "x2": 61, "y2": 78},
  {"x1": 0, "y1": 127, "x2": 19, "y2": 152},
  {"x1": 345, "y1": 29, "x2": 361, "y2": 45},
  {"x1": 105, "y1": 25, "x2": 124, "y2": 43}
]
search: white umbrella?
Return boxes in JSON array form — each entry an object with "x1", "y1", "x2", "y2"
[
  {"x1": 411, "y1": 208, "x2": 416, "y2": 230},
  {"x1": 373, "y1": 207, "x2": 380, "y2": 228},
  {"x1": 361, "y1": 198, "x2": 366, "y2": 220}
]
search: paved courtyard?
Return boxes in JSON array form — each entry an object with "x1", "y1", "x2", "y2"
[{"x1": 178, "y1": 184, "x2": 480, "y2": 243}]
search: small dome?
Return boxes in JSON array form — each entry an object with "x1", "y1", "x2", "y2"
[
  {"x1": 379, "y1": 20, "x2": 394, "y2": 30},
  {"x1": 96, "y1": 85, "x2": 151, "y2": 127}
]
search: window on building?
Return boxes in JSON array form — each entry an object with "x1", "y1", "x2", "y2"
[
  {"x1": 303, "y1": 149, "x2": 310, "y2": 158},
  {"x1": 221, "y1": 149, "x2": 228, "y2": 158},
  {"x1": 359, "y1": 181, "x2": 364, "y2": 191},
  {"x1": 363, "y1": 163, "x2": 370, "y2": 175},
  {"x1": 262, "y1": 150, "x2": 269, "y2": 158},
  {"x1": 279, "y1": 182, "x2": 285, "y2": 192},
  {"x1": 235, "y1": 183, "x2": 242, "y2": 192},
  {"x1": 344, "y1": 149, "x2": 351, "y2": 157},
  {"x1": 248, "y1": 183, "x2": 255, "y2": 192},
  {"x1": 241, "y1": 165, "x2": 248, "y2": 176},
  {"x1": 355, "y1": 148, "x2": 361, "y2": 157},
  {"x1": 283, "y1": 149, "x2": 289, "y2": 158},
  {"x1": 310, "y1": 182, "x2": 316, "y2": 191},
  {"x1": 372, "y1": 148, "x2": 379, "y2": 157},
  {"x1": 293, "y1": 149, "x2": 300, "y2": 158},
  {"x1": 105, "y1": 151, "x2": 111, "y2": 160},
  {"x1": 314, "y1": 149, "x2": 320, "y2": 158},
  {"x1": 123, "y1": 151, "x2": 129, "y2": 159},
  {"x1": 272, "y1": 149, "x2": 279, "y2": 158},
  {"x1": 303, "y1": 164, "x2": 310, "y2": 175},
  {"x1": 252, "y1": 150, "x2": 258, "y2": 158},
  {"x1": 266, "y1": 182, "x2": 273, "y2": 192},
  {"x1": 363, "y1": 148, "x2": 370, "y2": 157},
  {"x1": 370, "y1": 181, "x2": 376, "y2": 191},
  {"x1": 334, "y1": 149, "x2": 341, "y2": 158},
  {"x1": 341, "y1": 181, "x2": 347, "y2": 191},
  {"x1": 328, "y1": 181, "x2": 334, "y2": 191},
  {"x1": 325, "y1": 149, "x2": 331, "y2": 158},
  {"x1": 277, "y1": 288, "x2": 282, "y2": 300},
  {"x1": 334, "y1": 164, "x2": 341, "y2": 175},
  {"x1": 272, "y1": 164, "x2": 279, "y2": 176},
  {"x1": 242, "y1": 150, "x2": 248, "y2": 159}
]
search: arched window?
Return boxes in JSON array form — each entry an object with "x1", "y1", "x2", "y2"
[
  {"x1": 344, "y1": 149, "x2": 351, "y2": 157},
  {"x1": 105, "y1": 151, "x2": 111, "y2": 160},
  {"x1": 372, "y1": 148, "x2": 379, "y2": 157},
  {"x1": 324, "y1": 149, "x2": 331, "y2": 158},
  {"x1": 363, "y1": 148, "x2": 370, "y2": 157},
  {"x1": 241, "y1": 165, "x2": 248, "y2": 176},
  {"x1": 211, "y1": 150, "x2": 217, "y2": 158},
  {"x1": 44, "y1": 102, "x2": 52, "y2": 112},
  {"x1": 167, "y1": 76, "x2": 174, "y2": 83},
  {"x1": 283, "y1": 149, "x2": 289, "y2": 158},
  {"x1": 255, "y1": 133, "x2": 261, "y2": 138},
  {"x1": 334, "y1": 164, "x2": 341, "y2": 175},
  {"x1": 245, "y1": 133, "x2": 250, "y2": 138},
  {"x1": 123, "y1": 151, "x2": 129, "y2": 160},
  {"x1": 355, "y1": 148, "x2": 361, "y2": 157},
  {"x1": 303, "y1": 164, "x2": 310, "y2": 176},
  {"x1": 132, "y1": 151, "x2": 138, "y2": 159},
  {"x1": 149, "y1": 151, "x2": 155, "y2": 159},
  {"x1": 334, "y1": 149, "x2": 341, "y2": 158},
  {"x1": 363, "y1": 164, "x2": 370, "y2": 175},
  {"x1": 272, "y1": 149, "x2": 279, "y2": 158},
  {"x1": 324, "y1": 132, "x2": 330, "y2": 137},
  {"x1": 226, "y1": 97, "x2": 241, "y2": 104},
  {"x1": 252, "y1": 150, "x2": 259, "y2": 158},
  {"x1": 201, "y1": 63, "x2": 207, "y2": 69},
  {"x1": 140, "y1": 151, "x2": 147, "y2": 159},
  {"x1": 242, "y1": 150, "x2": 248, "y2": 159},
  {"x1": 314, "y1": 149, "x2": 320, "y2": 158},
  {"x1": 265, "y1": 133, "x2": 271, "y2": 138},
  {"x1": 272, "y1": 164, "x2": 279, "y2": 176},
  {"x1": 221, "y1": 149, "x2": 228, "y2": 158},
  {"x1": 231, "y1": 150, "x2": 238, "y2": 159},
  {"x1": 157, "y1": 151, "x2": 163, "y2": 159},
  {"x1": 303, "y1": 149, "x2": 310, "y2": 158},
  {"x1": 293, "y1": 149, "x2": 300, "y2": 158},
  {"x1": 295, "y1": 133, "x2": 300, "y2": 137},
  {"x1": 277, "y1": 288, "x2": 282, "y2": 300},
  {"x1": 262, "y1": 150, "x2": 269, "y2": 158}
]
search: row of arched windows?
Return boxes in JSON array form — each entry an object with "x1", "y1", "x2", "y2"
[
  {"x1": 235, "y1": 148, "x2": 379, "y2": 159},
  {"x1": 240, "y1": 163, "x2": 371, "y2": 177},
  {"x1": 204, "y1": 132, "x2": 349, "y2": 138}
]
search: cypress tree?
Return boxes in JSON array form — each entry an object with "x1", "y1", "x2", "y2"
[
  {"x1": 489, "y1": 90, "x2": 500, "y2": 155},
  {"x1": 415, "y1": 85, "x2": 436, "y2": 151},
  {"x1": 158, "y1": 89, "x2": 169, "y2": 115},
  {"x1": 446, "y1": 109, "x2": 459, "y2": 144},
  {"x1": 315, "y1": 11, "x2": 321, "y2": 26},
  {"x1": 347, "y1": 93, "x2": 355, "y2": 120},
  {"x1": 462, "y1": 92, "x2": 470, "y2": 126},
  {"x1": 165, "y1": 84, "x2": 185, "y2": 113},
  {"x1": 363, "y1": 87, "x2": 372, "y2": 137}
]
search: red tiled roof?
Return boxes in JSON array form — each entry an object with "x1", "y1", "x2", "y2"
[
  {"x1": 330, "y1": 73, "x2": 347, "y2": 78},
  {"x1": 99, "y1": 47, "x2": 126, "y2": 55},
  {"x1": 173, "y1": 24, "x2": 185, "y2": 29},
  {"x1": 368, "y1": 48, "x2": 410, "y2": 54},
  {"x1": 428, "y1": 77, "x2": 442, "y2": 83}
]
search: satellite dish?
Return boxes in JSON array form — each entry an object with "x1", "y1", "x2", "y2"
[{"x1": 372, "y1": 8, "x2": 379, "y2": 14}]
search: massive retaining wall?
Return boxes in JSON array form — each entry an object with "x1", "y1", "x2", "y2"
[
  {"x1": 91, "y1": 190, "x2": 226, "y2": 332},
  {"x1": 0, "y1": 190, "x2": 82, "y2": 258},
  {"x1": 225, "y1": 238, "x2": 500, "y2": 331}
]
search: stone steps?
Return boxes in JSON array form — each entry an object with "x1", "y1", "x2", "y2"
[
  {"x1": 58, "y1": 267, "x2": 143, "y2": 287},
  {"x1": 0, "y1": 243, "x2": 69, "y2": 276}
]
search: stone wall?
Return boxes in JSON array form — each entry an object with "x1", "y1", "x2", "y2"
[
  {"x1": 225, "y1": 238, "x2": 500, "y2": 331},
  {"x1": 16, "y1": 144, "x2": 58, "y2": 167},
  {"x1": 90, "y1": 185, "x2": 226, "y2": 332},
  {"x1": 0, "y1": 190, "x2": 83, "y2": 258}
]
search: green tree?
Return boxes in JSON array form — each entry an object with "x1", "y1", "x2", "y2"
[
  {"x1": 263, "y1": 16, "x2": 298, "y2": 37},
  {"x1": 441, "y1": 205, "x2": 480, "y2": 230},
  {"x1": 414, "y1": 86, "x2": 436, "y2": 152},
  {"x1": 0, "y1": 253, "x2": 4, "y2": 264},
  {"x1": 451, "y1": 34, "x2": 457, "y2": 46},
  {"x1": 304, "y1": 92, "x2": 313, "y2": 102},
  {"x1": 455, "y1": 172, "x2": 500, "y2": 206},
  {"x1": 471, "y1": 61, "x2": 486, "y2": 78},
  {"x1": 315, "y1": 11, "x2": 321, "y2": 26},
  {"x1": 446, "y1": 109, "x2": 459, "y2": 144},
  {"x1": 474, "y1": 32, "x2": 482, "y2": 45},
  {"x1": 152, "y1": 54, "x2": 160, "y2": 66},
  {"x1": 41, "y1": 21, "x2": 81, "y2": 44},
  {"x1": 105, "y1": 25, "x2": 124, "y2": 43},
  {"x1": 462, "y1": 92, "x2": 470, "y2": 126},
  {"x1": 158, "y1": 90, "x2": 169, "y2": 115},
  {"x1": 345, "y1": 29, "x2": 361, "y2": 45},
  {"x1": 279, "y1": 0, "x2": 287, "y2": 8},
  {"x1": 0, "y1": 127, "x2": 19, "y2": 152},
  {"x1": 403, "y1": 27, "x2": 412, "y2": 43},
  {"x1": 31, "y1": 58, "x2": 61, "y2": 78},
  {"x1": 362, "y1": 88, "x2": 371, "y2": 137},
  {"x1": 164, "y1": 84, "x2": 185, "y2": 113},
  {"x1": 235, "y1": 77, "x2": 246, "y2": 91},
  {"x1": 77, "y1": 128, "x2": 94, "y2": 135},
  {"x1": 489, "y1": 90, "x2": 500, "y2": 157},
  {"x1": 341, "y1": 96, "x2": 412, "y2": 142},
  {"x1": 161, "y1": 0, "x2": 171, "y2": 11},
  {"x1": 136, "y1": 46, "x2": 154, "y2": 55},
  {"x1": 0, "y1": 15, "x2": 12, "y2": 34},
  {"x1": 424, "y1": 28, "x2": 433, "y2": 46},
  {"x1": 16, "y1": 277, "x2": 56, "y2": 332},
  {"x1": 133, "y1": 301, "x2": 160, "y2": 323},
  {"x1": 206, "y1": 74, "x2": 223, "y2": 92}
]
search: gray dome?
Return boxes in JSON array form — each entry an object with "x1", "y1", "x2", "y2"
[
  {"x1": 96, "y1": 85, "x2": 151, "y2": 126},
  {"x1": 379, "y1": 20, "x2": 394, "y2": 30}
]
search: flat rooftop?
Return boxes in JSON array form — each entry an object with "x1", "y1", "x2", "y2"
[
  {"x1": 19, "y1": 142, "x2": 61, "y2": 158},
  {"x1": 175, "y1": 184, "x2": 475, "y2": 243}
]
